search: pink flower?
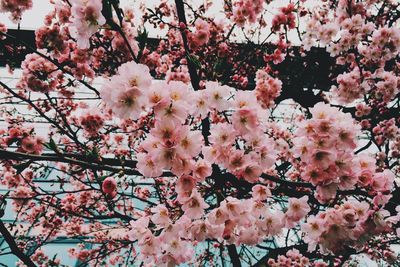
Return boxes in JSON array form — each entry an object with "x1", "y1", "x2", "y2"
[
  {"x1": 189, "y1": 220, "x2": 208, "y2": 241},
  {"x1": 153, "y1": 98, "x2": 188, "y2": 123},
  {"x1": 205, "y1": 81, "x2": 231, "y2": 111},
  {"x1": 237, "y1": 226, "x2": 260, "y2": 245},
  {"x1": 190, "y1": 90, "x2": 210, "y2": 119},
  {"x1": 227, "y1": 150, "x2": 248, "y2": 172},
  {"x1": 192, "y1": 159, "x2": 212, "y2": 181},
  {"x1": 129, "y1": 217, "x2": 150, "y2": 241},
  {"x1": 176, "y1": 175, "x2": 196, "y2": 197},
  {"x1": 181, "y1": 190, "x2": 209, "y2": 219},
  {"x1": 176, "y1": 126, "x2": 203, "y2": 158},
  {"x1": 301, "y1": 215, "x2": 324, "y2": 241},
  {"x1": 102, "y1": 177, "x2": 117, "y2": 195},
  {"x1": 146, "y1": 82, "x2": 169, "y2": 108},
  {"x1": 101, "y1": 62, "x2": 152, "y2": 120},
  {"x1": 136, "y1": 152, "x2": 163, "y2": 178},
  {"x1": 221, "y1": 197, "x2": 243, "y2": 219},
  {"x1": 234, "y1": 91, "x2": 258, "y2": 109},
  {"x1": 232, "y1": 108, "x2": 259, "y2": 135},
  {"x1": 118, "y1": 61, "x2": 152, "y2": 90},
  {"x1": 0, "y1": 0, "x2": 32, "y2": 22},
  {"x1": 209, "y1": 123, "x2": 237, "y2": 146},
  {"x1": 285, "y1": 196, "x2": 310, "y2": 226},
  {"x1": 69, "y1": 0, "x2": 105, "y2": 49},
  {"x1": 21, "y1": 136, "x2": 43, "y2": 154},
  {"x1": 150, "y1": 119, "x2": 179, "y2": 143},
  {"x1": 251, "y1": 185, "x2": 271, "y2": 200},
  {"x1": 151, "y1": 204, "x2": 171, "y2": 227},
  {"x1": 371, "y1": 170, "x2": 395, "y2": 193},
  {"x1": 257, "y1": 209, "x2": 284, "y2": 236},
  {"x1": 309, "y1": 150, "x2": 336, "y2": 170},
  {"x1": 241, "y1": 163, "x2": 262, "y2": 183},
  {"x1": 207, "y1": 208, "x2": 229, "y2": 225}
]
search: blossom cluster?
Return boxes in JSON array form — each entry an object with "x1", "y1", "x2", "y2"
[
  {"x1": 373, "y1": 119, "x2": 399, "y2": 145},
  {"x1": 267, "y1": 248, "x2": 328, "y2": 267},
  {"x1": 271, "y1": 3, "x2": 296, "y2": 32},
  {"x1": 35, "y1": 24, "x2": 68, "y2": 56},
  {"x1": 17, "y1": 53, "x2": 63, "y2": 93},
  {"x1": 302, "y1": 1, "x2": 400, "y2": 107},
  {"x1": 187, "y1": 19, "x2": 211, "y2": 50},
  {"x1": 0, "y1": 0, "x2": 32, "y2": 22},
  {"x1": 255, "y1": 69, "x2": 282, "y2": 108},
  {"x1": 330, "y1": 68, "x2": 363, "y2": 104},
  {"x1": 100, "y1": 62, "x2": 279, "y2": 183},
  {"x1": 292, "y1": 103, "x2": 394, "y2": 202},
  {"x1": 1, "y1": 126, "x2": 43, "y2": 155},
  {"x1": 302, "y1": 200, "x2": 398, "y2": 254},
  {"x1": 129, "y1": 192, "x2": 310, "y2": 265},
  {"x1": 232, "y1": 0, "x2": 265, "y2": 26}
]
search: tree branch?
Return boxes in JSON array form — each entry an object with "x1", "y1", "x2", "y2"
[
  {"x1": 0, "y1": 220, "x2": 37, "y2": 267},
  {"x1": 174, "y1": 0, "x2": 200, "y2": 91}
]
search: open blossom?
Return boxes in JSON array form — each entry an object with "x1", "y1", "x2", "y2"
[
  {"x1": 232, "y1": 108, "x2": 259, "y2": 135},
  {"x1": 129, "y1": 217, "x2": 151, "y2": 241},
  {"x1": 192, "y1": 159, "x2": 212, "y2": 181},
  {"x1": 190, "y1": 90, "x2": 210, "y2": 118},
  {"x1": 251, "y1": 184, "x2": 271, "y2": 201},
  {"x1": 181, "y1": 190, "x2": 209, "y2": 219},
  {"x1": 69, "y1": 0, "x2": 105, "y2": 49},
  {"x1": 257, "y1": 209, "x2": 285, "y2": 236},
  {"x1": 285, "y1": 196, "x2": 311, "y2": 227},
  {"x1": 205, "y1": 81, "x2": 232, "y2": 111},
  {"x1": 371, "y1": 170, "x2": 395, "y2": 193},
  {"x1": 151, "y1": 204, "x2": 171, "y2": 227},
  {"x1": 176, "y1": 175, "x2": 196, "y2": 199},
  {"x1": 100, "y1": 61, "x2": 152, "y2": 120},
  {"x1": 241, "y1": 163, "x2": 262, "y2": 183},
  {"x1": 136, "y1": 152, "x2": 163, "y2": 178},
  {"x1": 20, "y1": 136, "x2": 43, "y2": 154},
  {"x1": 209, "y1": 123, "x2": 236, "y2": 147}
]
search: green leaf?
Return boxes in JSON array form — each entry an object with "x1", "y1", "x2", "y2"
[
  {"x1": 43, "y1": 137, "x2": 59, "y2": 153},
  {"x1": 101, "y1": 0, "x2": 113, "y2": 22},
  {"x1": 137, "y1": 28, "x2": 148, "y2": 50},
  {"x1": 187, "y1": 53, "x2": 202, "y2": 69},
  {"x1": 14, "y1": 161, "x2": 31, "y2": 174}
]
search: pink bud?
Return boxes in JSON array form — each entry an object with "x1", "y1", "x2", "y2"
[{"x1": 102, "y1": 177, "x2": 117, "y2": 194}]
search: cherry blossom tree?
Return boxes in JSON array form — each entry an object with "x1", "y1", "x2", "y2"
[{"x1": 0, "y1": 0, "x2": 399, "y2": 266}]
